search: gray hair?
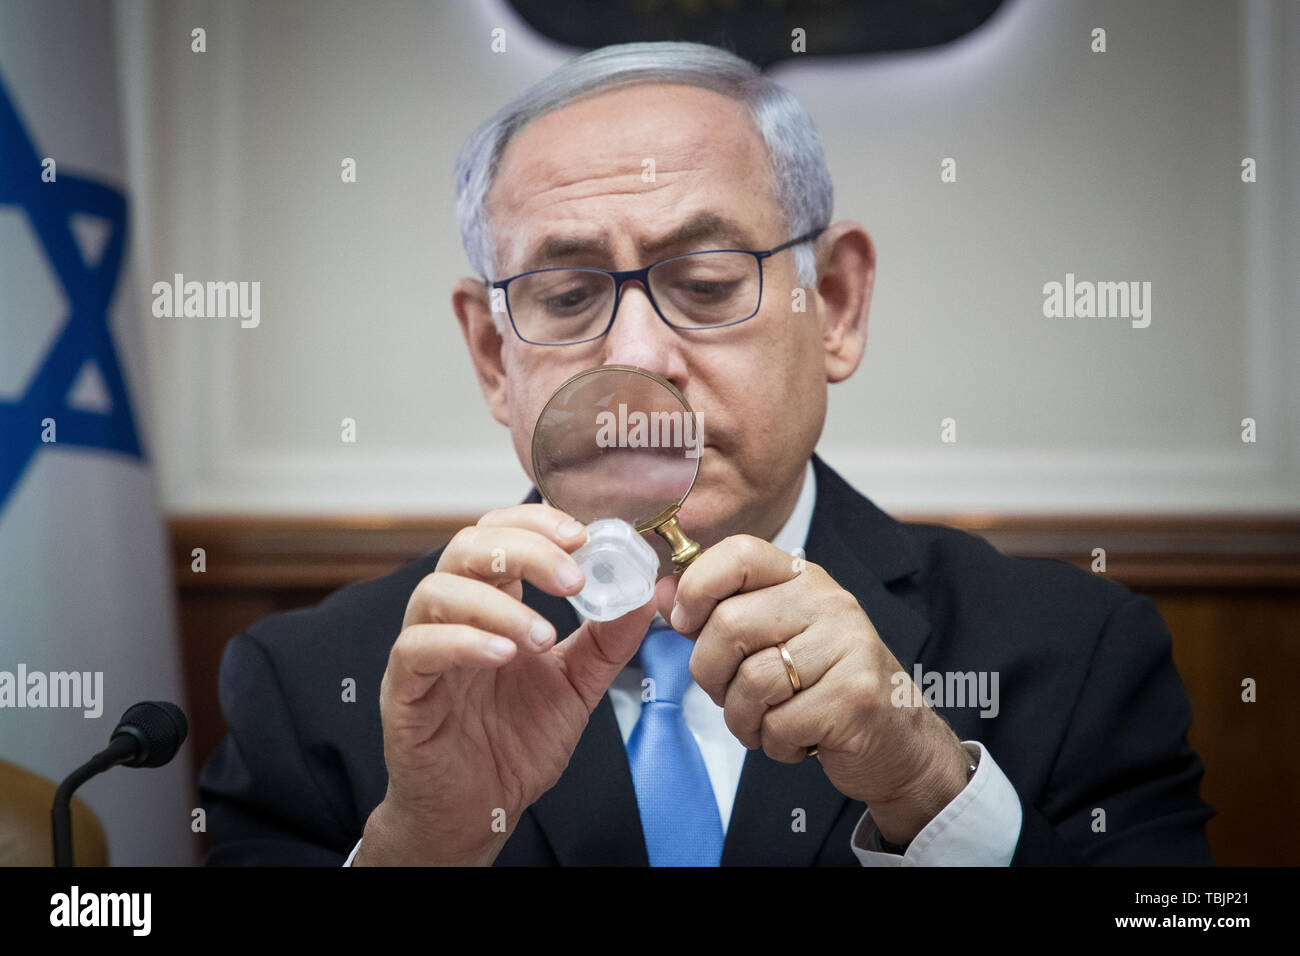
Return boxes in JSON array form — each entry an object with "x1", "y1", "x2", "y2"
[{"x1": 453, "y1": 41, "x2": 834, "y2": 293}]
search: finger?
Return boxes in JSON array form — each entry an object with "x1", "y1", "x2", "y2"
[
  {"x1": 384, "y1": 623, "x2": 519, "y2": 705},
  {"x1": 432, "y1": 525, "x2": 587, "y2": 603},
  {"x1": 554, "y1": 599, "x2": 658, "y2": 714},
  {"x1": 721, "y1": 633, "x2": 840, "y2": 745},
  {"x1": 689, "y1": 574, "x2": 839, "y2": 702},
  {"x1": 669, "y1": 534, "x2": 801, "y2": 634},
  {"x1": 475, "y1": 503, "x2": 588, "y2": 551},
  {"x1": 756, "y1": 684, "x2": 825, "y2": 764},
  {"x1": 653, "y1": 574, "x2": 679, "y2": 625},
  {"x1": 403, "y1": 573, "x2": 557, "y2": 651}
]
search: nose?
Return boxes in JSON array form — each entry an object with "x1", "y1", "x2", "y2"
[{"x1": 602, "y1": 280, "x2": 689, "y2": 387}]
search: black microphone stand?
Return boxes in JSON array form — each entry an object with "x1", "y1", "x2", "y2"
[{"x1": 51, "y1": 735, "x2": 136, "y2": 867}]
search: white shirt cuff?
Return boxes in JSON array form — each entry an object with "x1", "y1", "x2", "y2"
[
  {"x1": 343, "y1": 837, "x2": 362, "y2": 867},
  {"x1": 850, "y1": 741, "x2": 1022, "y2": 866}
]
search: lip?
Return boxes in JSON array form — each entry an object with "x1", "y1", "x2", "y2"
[{"x1": 547, "y1": 447, "x2": 695, "y2": 491}]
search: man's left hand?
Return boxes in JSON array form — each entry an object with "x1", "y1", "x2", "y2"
[{"x1": 658, "y1": 534, "x2": 973, "y2": 845}]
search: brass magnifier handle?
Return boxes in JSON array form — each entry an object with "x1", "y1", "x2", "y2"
[{"x1": 640, "y1": 504, "x2": 703, "y2": 572}]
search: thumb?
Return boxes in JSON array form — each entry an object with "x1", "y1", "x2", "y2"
[
  {"x1": 653, "y1": 574, "x2": 679, "y2": 627},
  {"x1": 555, "y1": 599, "x2": 658, "y2": 713}
]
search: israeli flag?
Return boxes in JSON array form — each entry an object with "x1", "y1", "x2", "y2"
[{"x1": 0, "y1": 1, "x2": 194, "y2": 864}]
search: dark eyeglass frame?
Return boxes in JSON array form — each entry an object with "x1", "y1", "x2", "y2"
[{"x1": 485, "y1": 225, "x2": 828, "y2": 346}]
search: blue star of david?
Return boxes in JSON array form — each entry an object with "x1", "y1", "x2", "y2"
[{"x1": 0, "y1": 71, "x2": 142, "y2": 516}]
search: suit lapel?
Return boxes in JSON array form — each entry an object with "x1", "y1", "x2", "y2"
[
  {"x1": 721, "y1": 455, "x2": 934, "y2": 865},
  {"x1": 524, "y1": 583, "x2": 649, "y2": 865}
]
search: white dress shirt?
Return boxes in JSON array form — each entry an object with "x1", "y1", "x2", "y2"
[{"x1": 346, "y1": 459, "x2": 1022, "y2": 866}]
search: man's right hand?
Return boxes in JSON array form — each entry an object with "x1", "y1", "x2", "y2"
[{"x1": 353, "y1": 503, "x2": 657, "y2": 866}]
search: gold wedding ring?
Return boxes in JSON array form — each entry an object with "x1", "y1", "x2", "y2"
[
  {"x1": 777, "y1": 642, "x2": 802, "y2": 692},
  {"x1": 776, "y1": 643, "x2": 819, "y2": 759}
]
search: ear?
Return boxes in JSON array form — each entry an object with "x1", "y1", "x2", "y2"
[
  {"x1": 452, "y1": 276, "x2": 511, "y2": 427},
  {"x1": 813, "y1": 222, "x2": 875, "y2": 384}
]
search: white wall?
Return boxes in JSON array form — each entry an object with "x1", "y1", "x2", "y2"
[{"x1": 114, "y1": 0, "x2": 1299, "y2": 515}]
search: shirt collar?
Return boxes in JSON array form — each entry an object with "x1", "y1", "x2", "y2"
[{"x1": 771, "y1": 457, "x2": 817, "y2": 557}]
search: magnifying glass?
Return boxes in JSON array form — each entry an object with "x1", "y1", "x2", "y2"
[{"x1": 531, "y1": 364, "x2": 705, "y2": 621}]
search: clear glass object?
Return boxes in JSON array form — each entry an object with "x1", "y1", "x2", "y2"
[
  {"x1": 531, "y1": 365, "x2": 705, "y2": 622},
  {"x1": 565, "y1": 519, "x2": 660, "y2": 622}
]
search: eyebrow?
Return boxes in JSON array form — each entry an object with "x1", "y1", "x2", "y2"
[{"x1": 518, "y1": 212, "x2": 759, "y2": 272}]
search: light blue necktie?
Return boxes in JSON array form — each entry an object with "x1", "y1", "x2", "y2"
[{"x1": 626, "y1": 623, "x2": 725, "y2": 866}]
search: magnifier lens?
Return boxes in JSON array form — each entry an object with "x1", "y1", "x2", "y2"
[{"x1": 532, "y1": 366, "x2": 703, "y2": 621}]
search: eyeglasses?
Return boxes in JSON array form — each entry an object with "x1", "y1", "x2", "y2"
[{"x1": 487, "y1": 226, "x2": 827, "y2": 346}]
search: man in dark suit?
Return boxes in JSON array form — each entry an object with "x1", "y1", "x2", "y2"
[{"x1": 199, "y1": 41, "x2": 1214, "y2": 866}]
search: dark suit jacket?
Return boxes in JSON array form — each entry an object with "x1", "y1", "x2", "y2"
[{"x1": 198, "y1": 454, "x2": 1216, "y2": 865}]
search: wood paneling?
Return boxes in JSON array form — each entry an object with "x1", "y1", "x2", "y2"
[
  {"x1": 1153, "y1": 589, "x2": 1300, "y2": 865},
  {"x1": 170, "y1": 516, "x2": 469, "y2": 589},
  {"x1": 904, "y1": 514, "x2": 1300, "y2": 587},
  {"x1": 171, "y1": 514, "x2": 1300, "y2": 865}
]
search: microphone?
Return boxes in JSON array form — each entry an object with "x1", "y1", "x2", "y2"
[{"x1": 51, "y1": 700, "x2": 189, "y2": 866}]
